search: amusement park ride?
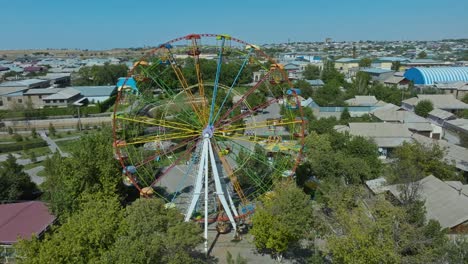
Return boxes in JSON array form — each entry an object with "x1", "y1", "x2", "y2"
[{"x1": 112, "y1": 34, "x2": 306, "y2": 253}]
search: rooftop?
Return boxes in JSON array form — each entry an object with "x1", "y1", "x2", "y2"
[
  {"x1": 0, "y1": 201, "x2": 56, "y2": 245},
  {"x1": 402, "y1": 94, "x2": 468, "y2": 110},
  {"x1": 0, "y1": 79, "x2": 49, "y2": 87},
  {"x1": 70, "y1": 85, "x2": 116, "y2": 97},
  {"x1": 43, "y1": 88, "x2": 81, "y2": 100},
  {"x1": 366, "y1": 175, "x2": 468, "y2": 229},
  {"x1": 335, "y1": 122, "x2": 413, "y2": 148},
  {"x1": 428, "y1": 108, "x2": 456, "y2": 120}
]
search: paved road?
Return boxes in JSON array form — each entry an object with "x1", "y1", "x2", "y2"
[
  {"x1": 39, "y1": 132, "x2": 70, "y2": 158},
  {"x1": 25, "y1": 166, "x2": 45, "y2": 185}
]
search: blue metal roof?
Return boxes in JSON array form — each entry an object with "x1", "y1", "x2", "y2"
[
  {"x1": 404, "y1": 67, "x2": 468, "y2": 85},
  {"x1": 117, "y1": 77, "x2": 139, "y2": 93}
]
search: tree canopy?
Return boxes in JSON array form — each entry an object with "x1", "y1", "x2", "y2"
[
  {"x1": 41, "y1": 130, "x2": 123, "y2": 218},
  {"x1": 250, "y1": 180, "x2": 314, "y2": 260},
  {"x1": 303, "y1": 64, "x2": 321, "y2": 80},
  {"x1": 414, "y1": 99, "x2": 434, "y2": 117},
  {"x1": 0, "y1": 154, "x2": 38, "y2": 201},
  {"x1": 16, "y1": 195, "x2": 204, "y2": 264}
]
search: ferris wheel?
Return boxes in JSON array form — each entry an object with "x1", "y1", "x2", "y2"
[{"x1": 112, "y1": 33, "x2": 306, "y2": 253}]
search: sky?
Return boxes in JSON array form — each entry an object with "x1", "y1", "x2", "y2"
[{"x1": 1, "y1": 0, "x2": 467, "y2": 50}]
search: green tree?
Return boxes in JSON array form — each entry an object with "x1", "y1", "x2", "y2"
[
  {"x1": 251, "y1": 181, "x2": 314, "y2": 261},
  {"x1": 73, "y1": 64, "x2": 128, "y2": 86},
  {"x1": 303, "y1": 64, "x2": 321, "y2": 80},
  {"x1": 389, "y1": 142, "x2": 460, "y2": 184},
  {"x1": 352, "y1": 72, "x2": 371, "y2": 95},
  {"x1": 16, "y1": 193, "x2": 124, "y2": 263},
  {"x1": 414, "y1": 99, "x2": 433, "y2": 117},
  {"x1": 313, "y1": 80, "x2": 345, "y2": 106},
  {"x1": 31, "y1": 128, "x2": 37, "y2": 138},
  {"x1": 417, "y1": 51, "x2": 428, "y2": 59},
  {"x1": 7, "y1": 126, "x2": 14, "y2": 135},
  {"x1": 391, "y1": 61, "x2": 401, "y2": 71},
  {"x1": 48, "y1": 123, "x2": 56, "y2": 136},
  {"x1": 0, "y1": 154, "x2": 37, "y2": 201},
  {"x1": 41, "y1": 130, "x2": 123, "y2": 218},
  {"x1": 321, "y1": 61, "x2": 344, "y2": 85},
  {"x1": 101, "y1": 198, "x2": 203, "y2": 264},
  {"x1": 358, "y1": 57, "x2": 372, "y2": 68},
  {"x1": 340, "y1": 107, "x2": 351, "y2": 121}
]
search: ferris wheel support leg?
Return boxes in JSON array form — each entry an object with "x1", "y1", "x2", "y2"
[
  {"x1": 207, "y1": 141, "x2": 237, "y2": 232},
  {"x1": 203, "y1": 140, "x2": 209, "y2": 254},
  {"x1": 226, "y1": 186, "x2": 239, "y2": 218},
  {"x1": 184, "y1": 138, "x2": 208, "y2": 222}
]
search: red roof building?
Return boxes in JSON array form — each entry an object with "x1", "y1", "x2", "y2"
[{"x1": 0, "y1": 201, "x2": 56, "y2": 245}]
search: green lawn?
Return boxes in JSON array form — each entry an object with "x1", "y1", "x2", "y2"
[
  {"x1": 56, "y1": 140, "x2": 78, "y2": 153},
  {"x1": 37, "y1": 169, "x2": 47, "y2": 177},
  {"x1": 25, "y1": 146, "x2": 52, "y2": 157}
]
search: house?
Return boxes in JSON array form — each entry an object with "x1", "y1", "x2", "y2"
[
  {"x1": 402, "y1": 94, "x2": 468, "y2": 113},
  {"x1": 371, "y1": 57, "x2": 410, "y2": 70},
  {"x1": 366, "y1": 175, "x2": 468, "y2": 232},
  {"x1": 70, "y1": 85, "x2": 116, "y2": 103},
  {"x1": 412, "y1": 133, "x2": 468, "y2": 172},
  {"x1": 427, "y1": 108, "x2": 456, "y2": 127},
  {"x1": 443, "y1": 119, "x2": 468, "y2": 146},
  {"x1": 433, "y1": 81, "x2": 468, "y2": 100},
  {"x1": 372, "y1": 105, "x2": 435, "y2": 138},
  {"x1": 345, "y1": 95, "x2": 386, "y2": 107},
  {"x1": 0, "y1": 79, "x2": 52, "y2": 109},
  {"x1": 334, "y1": 122, "x2": 413, "y2": 157},
  {"x1": 359, "y1": 68, "x2": 395, "y2": 82},
  {"x1": 0, "y1": 201, "x2": 56, "y2": 262},
  {"x1": 401, "y1": 59, "x2": 453, "y2": 70},
  {"x1": 42, "y1": 88, "x2": 85, "y2": 107},
  {"x1": 383, "y1": 75, "x2": 410, "y2": 89},
  {"x1": 23, "y1": 88, "x2": 63, "y2": 108},
  {"x1": 38, "y1": 73, "x2": 71, "y2": 88},
  {"x1": 334, "y1": 58, "x2": 359, "y2": 77}
]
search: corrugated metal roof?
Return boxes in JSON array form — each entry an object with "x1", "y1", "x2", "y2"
[
  {"x1": 0, "y1": 201, "x2": 56, "y2": 244},
  {"x1": 428, "y1": 109, "x2": 455, "y2": 120},
  {"x1": 404, "y1": 67, "x2": 468, "y2": 85},
  {"x1": 43, "y1": 88, "x2": 80, "y2": 100},
  {"x1": 368, "y1": 175, "x2": 468, "y2": 229},
  {"x1": 71, "y1": 86, "x2": 115, "y2": 97},
  {"x1": 0, "y1": 79, "x2": 48, "y2": 87},
  {"x1": 403, "y1": 94, "x2": 468, "y2": 110}
]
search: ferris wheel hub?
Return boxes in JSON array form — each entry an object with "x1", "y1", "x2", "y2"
[{"x1": 202, "y1": 125, "x2": 214, "y2": 138}]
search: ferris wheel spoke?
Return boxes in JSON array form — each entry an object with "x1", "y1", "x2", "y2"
[
  {"x1": 217, "y1": 97, "x2": 280, "y2": 128},
  {"x1": 124, "y1": 132, "x2": 199, "y2": 146},
  {"x1": 211, "y1": 139, "x2": 248, "y2": 205},
  {"x1": 164, "y1": 48, "x2": 205, "y2": 124},
  {"x1": 207, "y1": 36, "x2": 227, "y2": 125},
  {"x1": 212, "y1": 47, "x2": 255, "y2": 125},
  {"x1": 188, "y1": 36, "x2": 208, "y2": 123},
  {"x1": 115, "y1": 115, "x2": 197, "y2": 133},
  {"x1": 214, "y1": 69, "x2": 274, "y2": 127},
  {"x1": 217, "y1": 118, "x2": 303, "y2": 134},
  {"x1": 133, "y1": 136, "x2": 198, "y2": 169},
  {"x1": 150, "y1": 138, "x2": 201, "y2": 187}
]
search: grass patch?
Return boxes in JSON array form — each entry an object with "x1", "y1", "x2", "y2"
[
  {"x1": 56, "y1": 139, "x2": 78, "y2": 153},
  {"x1": 24, "y1": 146, "x2": 52, "y2": 157},
  {"x1": 37, "y1": 169, "x2": 47, "y2": 177}
]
